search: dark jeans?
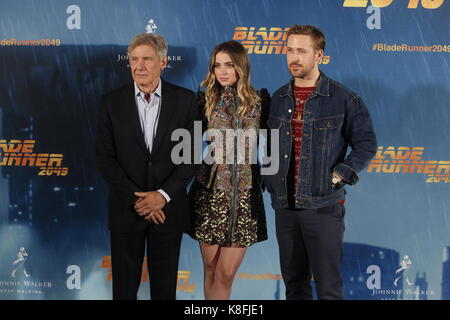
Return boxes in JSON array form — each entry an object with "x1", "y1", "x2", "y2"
[
  {"x1": 111, "y1": 225, "x2": 182, "y2": 300},
  {"x1": 275, "y1": 203, "x2": 345, "y2": 300}
]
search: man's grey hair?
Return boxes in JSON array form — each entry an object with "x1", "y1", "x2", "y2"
[{"x1": 127, "y1": 33, "x2": 168, "y2": 58}]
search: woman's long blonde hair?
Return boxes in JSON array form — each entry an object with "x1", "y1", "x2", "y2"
[{"x1": 200, "y1": 41, "x2": 260, "y2": 119}]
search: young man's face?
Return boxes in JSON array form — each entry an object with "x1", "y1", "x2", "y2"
[{"x1": 286, "y1": 34, "x2": 323, "y2": 80}]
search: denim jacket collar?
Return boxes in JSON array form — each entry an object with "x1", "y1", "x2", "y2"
[{"x1": 279, "y1": 70, "x2": 330, "y2": 98}]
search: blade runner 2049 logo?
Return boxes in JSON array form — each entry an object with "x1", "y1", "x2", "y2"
[
  {"x1": 0, "y1": 139, "x2": 68, "y2": 176},
  {"x1": 367, "y1": 146, "x2": 450, "y2": 183},
  {"x1": 232, "y1": 26, "x2": 330, "y2": 64}
]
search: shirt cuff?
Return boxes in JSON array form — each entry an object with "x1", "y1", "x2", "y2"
[{"x1": 157, "y1": 189, "x2": 171, "y2": 203}]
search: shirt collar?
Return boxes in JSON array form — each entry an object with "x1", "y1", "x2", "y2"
[
  {"x1": 279, "y1": 70, "x2": 330, "y2": 98},
  {"x1": 134, "y1": 78, "x2": 162, "y2": 99}
]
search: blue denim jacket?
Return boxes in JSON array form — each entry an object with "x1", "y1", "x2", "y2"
[{"x1": 264, "y1": 71, "x2": 377, "y2": 209}]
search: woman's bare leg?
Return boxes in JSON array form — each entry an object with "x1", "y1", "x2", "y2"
[
  {"x1": 209, "y1": 245, "x2": 247, "y2": 300},
  {"x1": 199, "y1": 242, "x2": 221, "y2": 299}
]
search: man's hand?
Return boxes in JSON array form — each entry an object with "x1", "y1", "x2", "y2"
[
  {"x1": 134, "y1": 191, "x2": 167, "y2": 216},
  {"x1": 332, "y1": 172, "x2": 343, "y2": 185},
  {"x1": 332, "y1": 172, "x2": 345, "y2": 188},
  {"x1": 144, "y1": 210, "x2": 166, "y2": 224}
]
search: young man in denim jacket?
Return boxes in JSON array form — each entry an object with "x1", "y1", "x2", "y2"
[{"x1": 264, "y1": 25, "x2": 377, "y2": 300}]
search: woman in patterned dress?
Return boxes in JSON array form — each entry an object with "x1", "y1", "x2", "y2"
[{"x1": 189, "y1": 40, "x2": 269, "y2": 300}]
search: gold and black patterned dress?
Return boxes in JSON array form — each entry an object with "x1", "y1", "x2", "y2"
[{"x1": 188, "y1": 86, "x2": 269, "y2": 247}]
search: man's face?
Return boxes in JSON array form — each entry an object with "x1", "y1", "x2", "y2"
[
  {"x1": 129, "y1": 44, "x2": 167, "y2": 89},
  {"x1": 286, "y1": 34, "x2": 323, "y2": 80}
]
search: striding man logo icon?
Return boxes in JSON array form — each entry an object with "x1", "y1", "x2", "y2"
[
  {"x1": 145, "y1": 19, "x2": 158, "y2": 33},
  {"x1": 394, "y1": 255, "x2": 412, "y2": 287},
  {"x1": 12, "y1": 247, "x2": 30, "y2": 278}
]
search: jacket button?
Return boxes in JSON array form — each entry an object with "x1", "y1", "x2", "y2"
[
  {"x1": 288, "y1": 109, "x2": 292, "y2": 113},
  {"x1": 148, "y1": 161, "x2": 153, "y2": 166},
  {"x1": 284, "y1": 154, "x2": 288, "y2": 159},
  {"x1": 286, "y1": 131, "x2": 290, "y2": 135}
]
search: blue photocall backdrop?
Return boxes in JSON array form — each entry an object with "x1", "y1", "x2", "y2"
[{"x1": 0, "y1": 0, "x2": 449, "y2": 300}]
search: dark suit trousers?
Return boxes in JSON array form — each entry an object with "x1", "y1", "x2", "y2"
[
  {"x1": 275, "y1": 203, "x2": 345, "y2": 300},
  {"x1": 110, "y1": 225, "x2": 182, "y2": 300}
]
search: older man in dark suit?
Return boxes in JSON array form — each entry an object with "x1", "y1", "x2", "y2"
[{"x1": 96, "y1": 32, "x2": 199, "y2": 300}]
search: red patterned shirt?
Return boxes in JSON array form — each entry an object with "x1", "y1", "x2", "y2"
[{"x1": 292, "y1": 85, "x2": 315, "y2": 194}]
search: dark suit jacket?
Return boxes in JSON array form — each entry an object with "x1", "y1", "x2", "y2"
[{"x1": 95, "y1": 79, "x2": 200, "y2": 233}]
